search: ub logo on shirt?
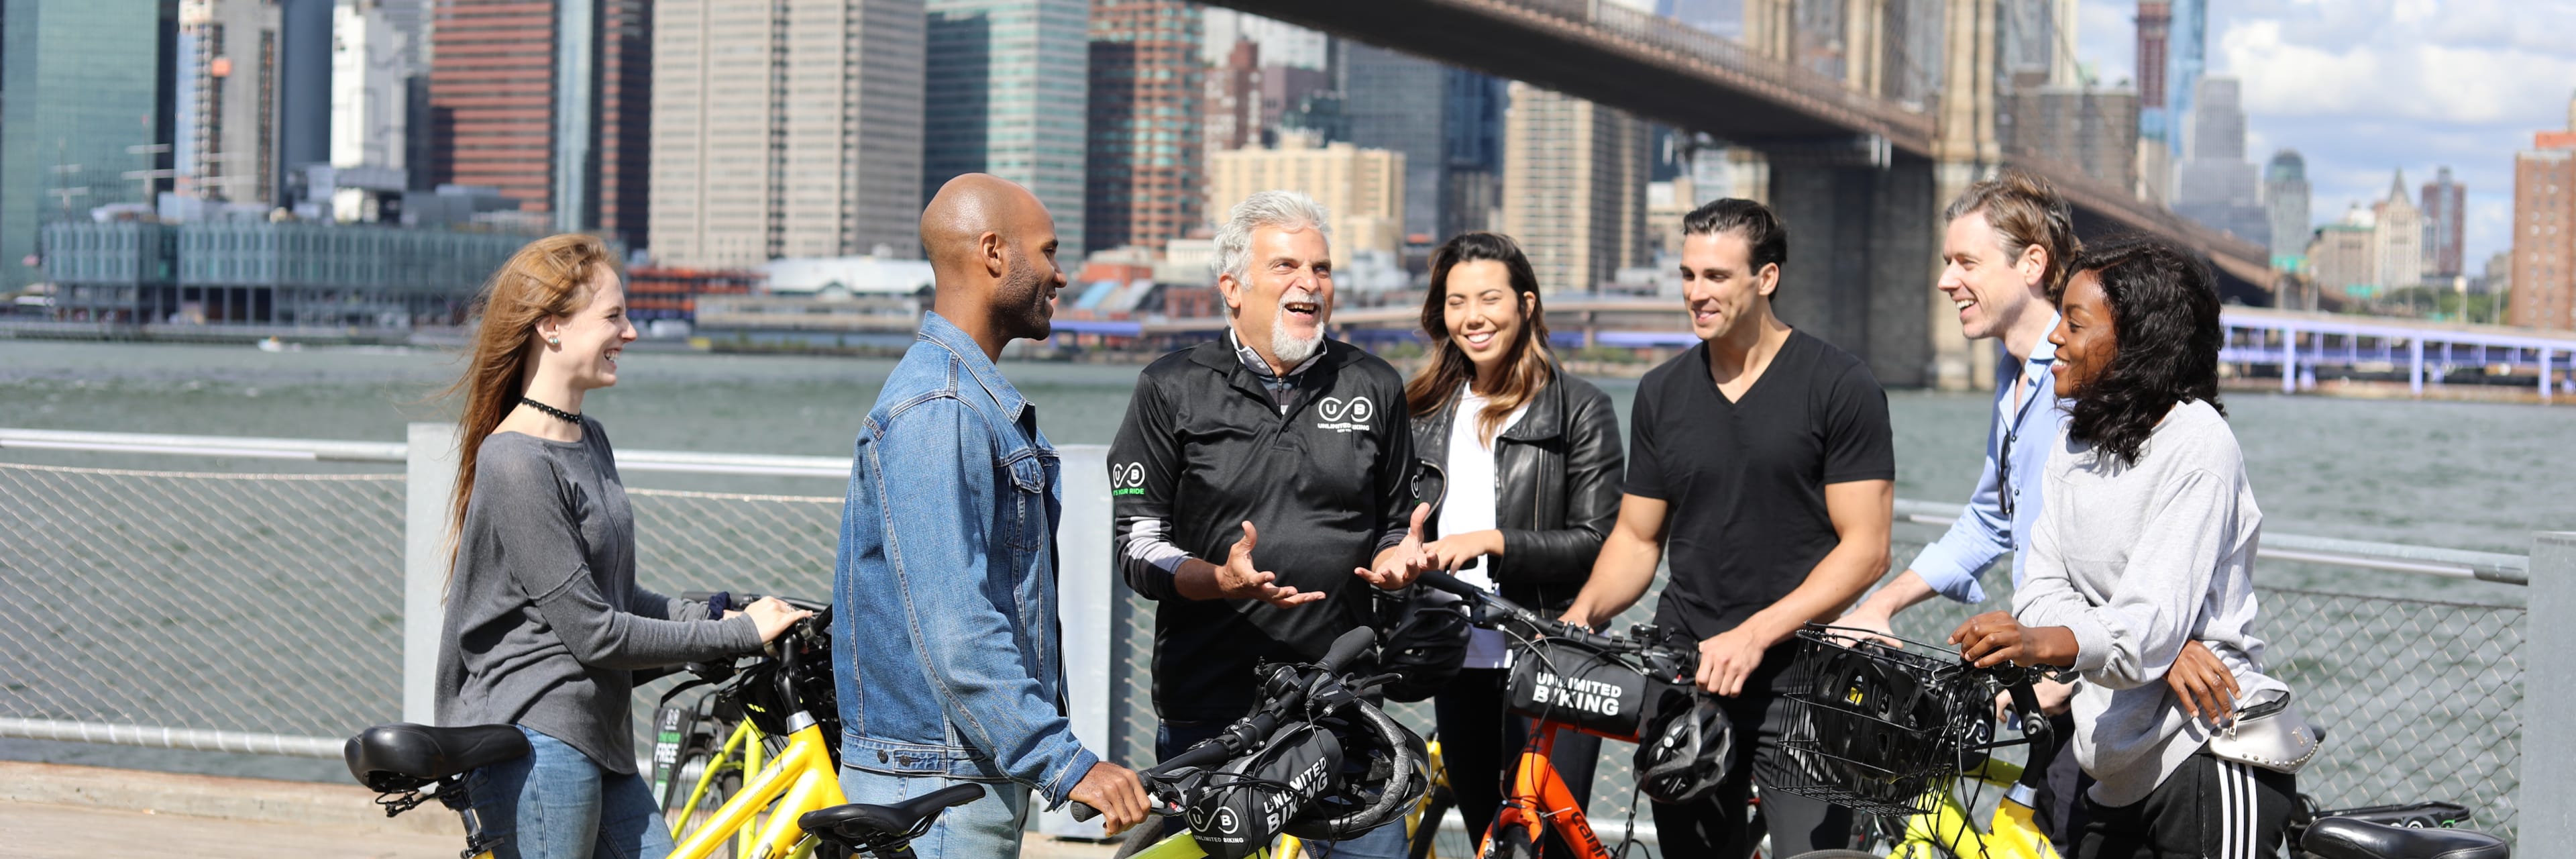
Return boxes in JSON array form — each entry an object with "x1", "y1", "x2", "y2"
[
  {"x1": 1313, "y1": 395, "x2": 1374, "y2": 433},
  {"x1": 1108, "y1": 462, "x2": 1146, "y2": 496}
]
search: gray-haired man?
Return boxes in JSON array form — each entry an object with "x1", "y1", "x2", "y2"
[{"x1": 1108, "y1": 191, "x2": 1430, "y2": 857}]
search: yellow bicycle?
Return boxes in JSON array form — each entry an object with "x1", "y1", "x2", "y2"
[{"x1": 350, "y1": 596, "x2": 933, "y2": 858}]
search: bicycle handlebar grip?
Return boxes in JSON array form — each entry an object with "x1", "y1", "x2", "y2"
[
  {"x1": 1415, "y1": 569, "x2": 1481, "y2": 598},
  {"x1": 1071, "y1": 802, "x2": 1101, "y2": 823},
  {"x1": 1319, "y1": 627, "x2": 1376, "y2": 674}
]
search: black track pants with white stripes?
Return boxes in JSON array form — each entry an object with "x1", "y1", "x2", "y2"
[{"x1": 2075, "y1": 752, "x2": 2295, "y2": 859}]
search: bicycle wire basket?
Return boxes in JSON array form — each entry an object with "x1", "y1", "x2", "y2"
[{"x1": 1769, "y1": 625, "x2": 1993, "y2": 817}]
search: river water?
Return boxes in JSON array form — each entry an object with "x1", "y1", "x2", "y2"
[{"x1": 5, "y1": 339, "x2": 2564, "y2": 562}]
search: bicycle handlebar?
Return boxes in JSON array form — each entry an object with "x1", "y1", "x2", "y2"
[
  {"x1": 1070, "y1": 627, "x2": 1379, "y2": 824},
  {"x1": 1415, "y1": 569, "x2": 1623, "y2": 652}
]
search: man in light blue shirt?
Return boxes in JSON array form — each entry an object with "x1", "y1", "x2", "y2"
[{"x1": 1837, "y1": 169, "x2": 2085, "y2": 840}]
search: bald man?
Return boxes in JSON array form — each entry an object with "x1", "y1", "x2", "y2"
[{"x1": 832, "y1": 174, "x2": 1149, "y2": 855}]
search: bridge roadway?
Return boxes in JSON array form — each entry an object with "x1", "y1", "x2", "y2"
[{"x1": 1197, "y1": 0, "x2": 2273, "y2": 388}]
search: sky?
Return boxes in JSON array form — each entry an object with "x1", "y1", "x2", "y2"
[{"x1": 2073, "y1": 0, "x2": 2576, "y2": 277}]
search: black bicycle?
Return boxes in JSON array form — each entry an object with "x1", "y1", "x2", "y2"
[{"x1": 1071, "y1": 626, "x2": 1430, "y2": 859}]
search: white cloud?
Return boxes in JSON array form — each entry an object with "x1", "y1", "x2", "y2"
[{"x1": 2063, "y1": 0, "x2": 2575, "y2": 270}]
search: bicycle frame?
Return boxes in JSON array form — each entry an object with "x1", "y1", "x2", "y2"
[
  {"x1": 1882, "y1": 758, "x2": 2060, "y2": 859},
  {"x1": 669, "y1": 719, "x2": 846, "y2": 859},
  {"x1": 667, "y1": 715, "x2": 770, "y2": 858},
  {"x1": 1481, "y1": 724, "x2": 1619, "y2": 859}
]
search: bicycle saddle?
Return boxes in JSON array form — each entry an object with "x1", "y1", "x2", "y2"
[
  {"x1": 343, "y1": 723, "x2": 531, "y2": 793},
  {"x1": 2302, "y1": 816, "x2": 2508, "y2": 859},
  {"x1": 798, "y1": 783, "x2": 985, "y2": 844}
]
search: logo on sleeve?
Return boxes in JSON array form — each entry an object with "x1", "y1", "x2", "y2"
[
  {"x1": 1313, "y1": 396, "x2": 1374, "y2": 433},
  {"x1": 1110, "y1": 462, "x2": 1147, "y2": 496}
]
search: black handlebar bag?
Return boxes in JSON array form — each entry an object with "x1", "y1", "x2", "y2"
[
  {"x1": 1185, "y1": 723, "x2": 1343, "y2": 859},
  {"x1": 1504, "y1": 638, "x2": 1689, "y2": 743}
]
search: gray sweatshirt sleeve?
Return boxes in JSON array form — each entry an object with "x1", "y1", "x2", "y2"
[
  {"x1": 480, "y1": 452, "x2": 760, "y2": 668},
  {"x1": 2015, "y1": 466, "x2": 2236, "y2": 690}
]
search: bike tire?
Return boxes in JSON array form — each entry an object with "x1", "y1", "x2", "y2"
[
  {"x1": 1407, "y1": 787, "x2": 1454, "y2": 859},
  {"x1": 1782, "y1": 852, "x2": 1884, "y2": 858}
]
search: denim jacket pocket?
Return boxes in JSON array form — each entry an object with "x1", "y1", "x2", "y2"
[{"x1": 1004, "y1": 454, "x2": 1049, "y2": 552}]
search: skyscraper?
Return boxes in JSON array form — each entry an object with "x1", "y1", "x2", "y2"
[
  {"x1": 176, "y1": 0, "x2": 286, "y2": 206},
  {"x1": 2262, "y1": 150, "x2": 2310, "y2": 271},
  {"x1": 2371, "y1": 170, "x2": 2422, "y2": 293},
  {"x1": 3, "y1": 1, "x2": 178, "y2": 288},
  {"x1": 2174, "y1": 77, "x2": 2265, "y2": 246},
  {"x1": 2508, "y1": 104, "x2": 2576, "y2": 331},
  {"x1": 1502, "y1": 84, "x2": 1651, "y2": 292},
  {"x1": 2419, "y1": 166, "x2": 2465, "y2": 281},
  {"x1": 331, "y1": 0, "x2": 429, "y2": 172},
  {"x1": 2133, "y1": 1, "x2": 2170, "y2": 201},
  {"x1": 428, "y1": 1, "x2": 555, "y2": 215},
  {"x1": 2162, "y1": 0, "x2": 2204, "y2": 162},
  {"x1": 922, "y1": 0, "x2": 1089, "y2": 256},
  {"x1": 648, "y1": 0, "x2": 926, "y2": 267},
  {"x1": 277, "y1": 0, "x2": 335, "y2": 201},
  {"x1": 428, "y1": 0, "x2": 654, "y2": 245},
  {"x1": 1203, "y1": 38, "x2": 1262, "y2": 156},
  {"x1": 1085, "y1": 0, "x2": 1202, "y2": 254},
  {"x1": 1341, "y1": 46, "x2": 1503, "y2": 244},
  {"x1": 1342, "y1": 44, "x2": 1443, "y2": 243}
]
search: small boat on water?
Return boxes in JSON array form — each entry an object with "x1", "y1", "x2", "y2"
[{"x1": 256, "y1": 336, "x2": 301, "y2": 352}]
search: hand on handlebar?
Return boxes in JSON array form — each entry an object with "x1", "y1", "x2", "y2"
[
  {"x1": 1695, "y1": 626, "x2": 1768, "y2": 697},
  {"x1": 1067, "y1": 761, "x2": 1150, "y2": 836},
  {"x1": 1353, "y1": 503, "x2": 1435, "y2": 591},
  {"x1": 1949, "y1": 611, "x2": 2079, "y2": 670},
  {"x1": 743, "y1": 597, "x2": 814, "y2": 644},
  {"x1": 1993, "y1": 676, "x2": 2075, "y2": 722}
]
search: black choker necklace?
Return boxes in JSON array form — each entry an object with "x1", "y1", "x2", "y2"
[{"x1": 519, "y1": 396, "x2": 582, "y2": 424}]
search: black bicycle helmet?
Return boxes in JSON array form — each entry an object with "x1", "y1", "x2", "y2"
[
  {"x1": 1634, "y1": 695, "x2": 1733, "y2": 805},
  {"x1": 1282, "y1": 700, "x2": 1430, "y2": 841},
  {"x1": 1375, "y1": 585, "x2": 1470, "y2": 703}
]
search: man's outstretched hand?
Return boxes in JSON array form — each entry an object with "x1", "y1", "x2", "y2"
[
  {"x1": 1354, "y1": 503, "x2": 1434, "y2": 591},
  {"x1": 1205, "y1": 521, "x2": 1325, "y2": 607}
]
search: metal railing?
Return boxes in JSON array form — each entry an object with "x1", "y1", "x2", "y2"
[{"x1": 0, "y1": 426, "x2": 2542, "y2": 845}]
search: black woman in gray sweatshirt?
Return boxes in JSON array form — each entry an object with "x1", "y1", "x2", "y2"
[
  {"x1": 433, "y1": 234, "x2": 810, "y2": 859},
  {"x1": 1952, "y1": 237, "x2": 2297, "y2": 859}
]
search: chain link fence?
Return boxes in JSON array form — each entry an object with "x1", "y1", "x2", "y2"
[
  {"x1": 0, "y1": 462, "x2": 407, "y2": 739},
  {"x1": 0, "y1": 456, "x2": 2526, "y2": 846}
]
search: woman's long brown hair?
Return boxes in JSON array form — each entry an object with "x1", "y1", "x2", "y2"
[
  {"x1": 1403, "y1": 232, "x2": 1554, "y2": 446},
  {"x1": 440, "y1": 234, "x2": 616, "y2": 564}
]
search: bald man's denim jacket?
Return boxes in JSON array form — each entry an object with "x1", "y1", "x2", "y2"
[{"x1": 830, "y1": 311, "x2": 1095, "y2": 805}]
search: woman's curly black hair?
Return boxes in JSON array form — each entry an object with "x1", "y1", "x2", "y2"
[{"x1": 2061, "y1": 236, "x2": 2225, "y2": 466}]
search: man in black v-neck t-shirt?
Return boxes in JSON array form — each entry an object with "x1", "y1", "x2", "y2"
[{"x1": 1564, "y1": 199, "x2": 1895, "y2": 858}]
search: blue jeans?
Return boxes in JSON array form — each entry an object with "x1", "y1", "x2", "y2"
[
  {"x1": 839, "y1": 768, "x2": 1032, "y2": 858},
  {"x1": 466, "y1": 726, "x2": 676, "y2": 859},
  {"x1": 1157, "y1": 721, "x2": 1407, "y2": 859}
]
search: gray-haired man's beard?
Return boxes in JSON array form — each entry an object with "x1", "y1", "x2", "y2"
[{"x1": 1271, "y1": 287, "x2": 1324, "y2": 366}]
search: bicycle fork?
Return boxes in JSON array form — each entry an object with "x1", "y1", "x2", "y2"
[{"x1": 1483, "y1": 729, "x2": 1614, "y2": 859}]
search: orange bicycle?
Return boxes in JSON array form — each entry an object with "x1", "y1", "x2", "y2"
[{"x1": 1414, "y1": 570, "x2": 1717, "y2": 859}]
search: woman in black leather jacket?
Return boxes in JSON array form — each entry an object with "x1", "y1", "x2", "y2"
[{"x1": 1402, "y1": 232, "x2": 1625, "y2": 846}]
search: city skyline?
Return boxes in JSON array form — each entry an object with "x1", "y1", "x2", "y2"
[{"x1": 2073, "y1": 0, "x2": 2576, "y2": 276}]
